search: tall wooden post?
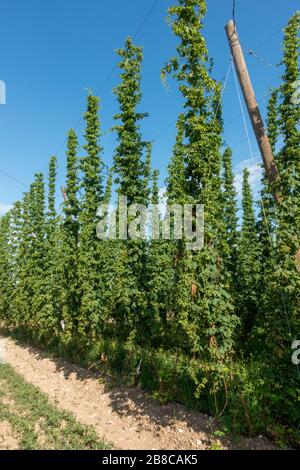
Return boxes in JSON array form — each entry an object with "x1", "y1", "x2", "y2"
[
  {"x1": 225, "y1": 20, "x2": 281, "y2": 205},
  {"x1": 225, "y1": 19, "x2": 300, "y2": 273},
  {"x1": 61, "y1": 186, "x2": 68, "y2": 204}
]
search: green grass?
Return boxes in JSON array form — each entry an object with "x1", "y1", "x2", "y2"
[{"x1": 0, "y1": 363, "x2": 111, "y2": 450}]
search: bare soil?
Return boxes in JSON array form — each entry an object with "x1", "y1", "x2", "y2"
[
  {"x1": 0, "y1": 421, "x2": 19, "y2": 450},
  {"x1": 0, "y1": 335, "x2": 277, "y2": 450}
]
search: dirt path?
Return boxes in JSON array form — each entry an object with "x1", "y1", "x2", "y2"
[
  {"x1": 0, "y1": 335, "x2": 277, "y2": 450},
  {"x1": 0, "y1": 421, "x2": 19, "y2": 450}
]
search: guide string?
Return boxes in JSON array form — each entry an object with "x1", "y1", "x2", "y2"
[{"x1": 232, "y1": 62, "x2": 300, "y2": 377}]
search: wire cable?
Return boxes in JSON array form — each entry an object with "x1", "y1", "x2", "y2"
[
  {"x1": 52, "y1": 0, "x2": 160, "y2": 159},
  {"x1": 247, "y1": 49, "x2": 279, "y2": 68},
  {"x1": 0, "y1": 169, "x2": 28, "y2": 189},
  {"x1": 1, "y1": 2, "x2": 161, "y2": 193},
  {"x1": 232, "y1": 0, "x2": 236, "y2": 25},
  {"x1": 133, "y1": 0, "x2": 159, "y2": 40},
  {"x1": 232, "y1": 63, "x2": 300, "y2": 376},
  {"x1": 153, "y1": 59, "x2": 234, "y2": 174},
  {"x1": 252, "y1": 27, "x2": 283, "y2": 52}
]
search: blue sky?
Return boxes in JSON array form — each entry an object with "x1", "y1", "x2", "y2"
[{"x1": 0, "y1": 0, "x2": 299, "y2": 214}]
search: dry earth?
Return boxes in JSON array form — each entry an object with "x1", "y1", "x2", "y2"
[
  {"x1": 0, "y1": 335, "x2": 277, "y2": 450},
  {"x1": 0, "y1": 421, "x2": 19, "y2": 450}
]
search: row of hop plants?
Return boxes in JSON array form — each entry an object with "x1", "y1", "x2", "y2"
[{"x1": 0, "y1": 2, "x2": 299, "y2": 445}]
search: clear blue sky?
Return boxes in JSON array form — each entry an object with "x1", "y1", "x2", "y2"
[{"x1": 0, "y1": 0, "x2": 299, "y2": 213}]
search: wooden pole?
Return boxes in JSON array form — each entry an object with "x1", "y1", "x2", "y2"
[
  {"x1": 61, "y1": 186, "x2": 68, "y2": 204},
  {"x1": 225, "y1": 19, "x2": 300, "y2": 273},
  {"x1": 225, "y1": 20, "x2": 281, "y2": 205}
]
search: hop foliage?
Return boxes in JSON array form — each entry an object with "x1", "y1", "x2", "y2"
[{"x1": 0, "y1": 3, "x2": 299, "y2": 445}]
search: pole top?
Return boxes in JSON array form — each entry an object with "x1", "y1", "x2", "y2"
[{"x1": 225, "y1": 19, "x2": 235, "y2": 31}]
